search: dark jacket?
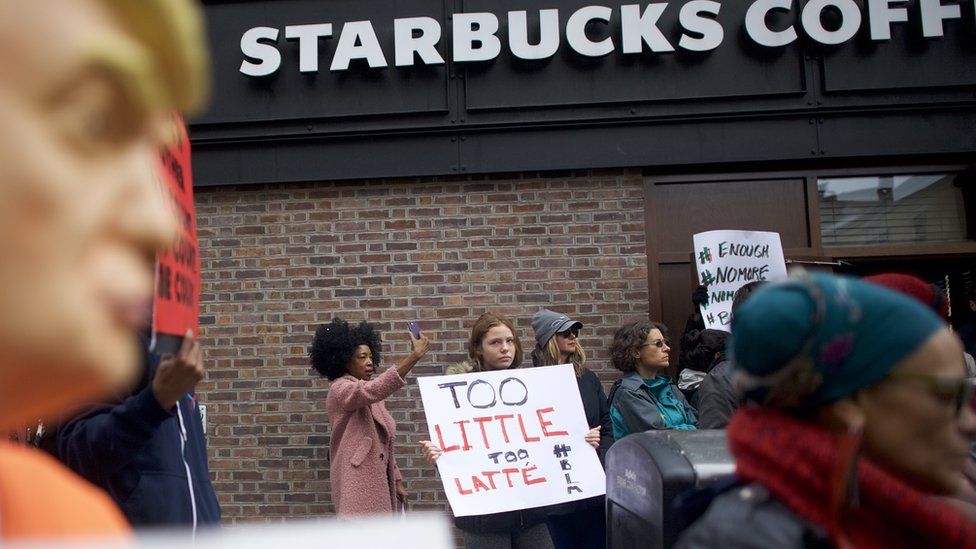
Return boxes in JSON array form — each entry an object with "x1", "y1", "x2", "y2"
[
  {"x1": 578, "y1": 368, "x2": 613, "y2": 464},
  {"x1": 608, "y1": 371, "x2": 698, "y2": 435},
  {"x1": 696, "y1": 358, "x2": 739, "y2": 429},
  {"x1": 56, "y1": 339, "x2": 221, "y2": 528},
  {"x1": 455, "y1": 508, "x2": 552, "y2": 535},
  {"x1": 676, "y1": 483, "x2": 829, "y2": 549},
  {"x1": 548, "y1": 368, "x2": 612, "y2": 517}
]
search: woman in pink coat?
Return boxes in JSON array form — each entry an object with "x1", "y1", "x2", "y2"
[{"x1": 311, "y1": 318, "x2": 430, "y2": 517}]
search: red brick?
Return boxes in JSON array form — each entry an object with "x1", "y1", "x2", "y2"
[{"x1": 195, "y1": 171, "x2": 648, "y2": 524}]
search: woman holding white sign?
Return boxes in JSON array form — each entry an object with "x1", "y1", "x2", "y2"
[
  {"x1": 607, "y1": 320, "x2": 697, "y2": 440},
  {"x1": 530, "y1": 309, "x2": 611, "y2": 549},
  {"x1": 311, "y1": 317, "x2": 429, "y2": 517},
  {"x1": 421, "y1": 312, "x2": 554, "y2": 549}
]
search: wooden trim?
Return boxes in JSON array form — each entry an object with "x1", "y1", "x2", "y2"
[
  {"x1": 659, "y1": 252, "x2": 692, "y2": 264},
  {"x1": 823, "y1": 242, "x2": 976, "y2": 258},
  {"x1": 660, "y1": 248, "x2": 823, "y2": 265},
  {"x1": 644, "y1": 179, "x2": 663, "y2": 321},
  {"x1": 645, "y1": 164, "x2": 969, "y2": 186},
  {"x1": 687, "y1": 252, "x2": 699, "y2": 288},
  {"x1": 805, "y1": 175, "x2": 824, "y2": 252}
]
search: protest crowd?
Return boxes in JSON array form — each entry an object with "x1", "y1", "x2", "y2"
[{"x1": 2, "y1": 0, "x2": 976, "y2": 548}]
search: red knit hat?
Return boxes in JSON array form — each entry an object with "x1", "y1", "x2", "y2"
[{"x1": 863, "y1": 273, "x2": 949, "y2": 320}]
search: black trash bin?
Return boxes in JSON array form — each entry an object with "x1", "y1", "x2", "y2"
[{"x1": 605, "y1": 430, "x2": 734, "y2": 549}]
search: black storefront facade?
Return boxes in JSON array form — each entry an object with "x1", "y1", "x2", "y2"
[{"x1": 193, "y1": 0, "x2": 976, "y2": 522}]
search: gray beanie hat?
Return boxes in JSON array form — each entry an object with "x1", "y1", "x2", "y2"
[{"x1": 532, "y1": 309, "x2": 583, "y2": 350}]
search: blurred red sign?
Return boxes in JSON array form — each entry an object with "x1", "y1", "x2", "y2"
[{"x1": 153, "y1": 114, "x2": 200, "y2": 340}]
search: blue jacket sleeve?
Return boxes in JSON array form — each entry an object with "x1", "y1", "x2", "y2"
[{"x1": 56, "y1": 385, "x2": 173, "y2": 485}]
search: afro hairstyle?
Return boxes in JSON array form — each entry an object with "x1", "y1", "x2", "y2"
[{"x1": 310, "y1": 318, "x2": 382, "y2": 380}]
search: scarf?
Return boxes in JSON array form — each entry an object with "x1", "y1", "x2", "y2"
[{"x1": 728, "y1": 408, "x2": 976, "y2": 549}]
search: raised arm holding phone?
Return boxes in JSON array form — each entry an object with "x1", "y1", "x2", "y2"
[{"x1": 312, "y1": 318, "x2": 430, "y2": 517}]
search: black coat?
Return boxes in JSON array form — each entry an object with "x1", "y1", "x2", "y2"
[
  {"x1": 547, "y1": 368, "x2": 612, "y2": 517},
  {"x1": 676, "y1": 483, "x2": 829, "y2": 548},
  {"x1": 696, "y1": 358, "x2": 739, "y2": 429},
  {"x1": 578, "y1": 368, "x2": 613, "y2": 464},
  {"x1": 55, "y1": 337, "x2": 221, "y2": 528}
]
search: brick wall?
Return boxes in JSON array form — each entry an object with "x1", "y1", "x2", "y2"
[{"x1": 194, "y1": 169, "x2": 649, "y2": 523}]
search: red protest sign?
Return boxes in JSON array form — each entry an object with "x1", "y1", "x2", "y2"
[{"x1": 153, "y1": 114, "x2": 199, "y2": 346}]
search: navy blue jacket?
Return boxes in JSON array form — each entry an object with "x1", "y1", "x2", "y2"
[{"x1": 56, "y1": 340, "x2": 221, "y2": 528}]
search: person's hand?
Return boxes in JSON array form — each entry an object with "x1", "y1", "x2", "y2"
[
  {"x1": 152, "y1": 331, "x2": 204, "y2": 410},
  {"x1": 396, "y1": 480, "x2": 409, "y2": 503},
  {"x1": 420, "y1": 440, "x2": 443, "y2": 464},
  {"x1": 692, "y1": 285, "x2": 709, "y2": 308},
  {"x1": 584, "y1": 426, "x2": 600, "y2": 449},
  {"x1": 410, "y1": 334, "x2": 430, "y2": 359},
  {"x1": 396, "y1": 333, "x2": 431, "y2": 379}
]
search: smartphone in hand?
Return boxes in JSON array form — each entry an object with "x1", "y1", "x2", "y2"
[{"x1": 408, "y1": 322, "x2": 422, "y2": 340}]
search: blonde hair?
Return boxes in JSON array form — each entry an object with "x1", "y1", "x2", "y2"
[
  {"x1": 102, "y1": 0, "x2": 210, "y2": 115},
  {"x1": 539, "y1": 337, "x2": 586, "y2": 377},
  {"x1": 468, "y1": 312, "x2": 523, "y2": 372}
]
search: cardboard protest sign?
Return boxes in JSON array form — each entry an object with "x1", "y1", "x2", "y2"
[
  {"x1": 152, "y1": 114, "x2": 200, "y2": 352},
  {"x1": 693, "y1": 230, "x2": 788, "y2": 331},
  {"x1": 418, "y1": 364, "x2": 606, "y2": 517}
]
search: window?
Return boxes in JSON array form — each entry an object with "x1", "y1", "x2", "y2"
[{"x1": 818, "y1": 173, "x2": 969, "y2": 246}]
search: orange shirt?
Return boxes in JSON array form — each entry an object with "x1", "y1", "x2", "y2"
[{"x1": 0, "y1": 441, "x2": 130, "y2": 539}]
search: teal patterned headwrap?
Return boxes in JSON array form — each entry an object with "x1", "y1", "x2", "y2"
[{"x1": 731, "y1": 271, "x2": 943, "y2": 409}]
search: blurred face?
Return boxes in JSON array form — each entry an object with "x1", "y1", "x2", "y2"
[
  {"x1": 858, "y1": 329, "x2": 976, "y2": 495},
  {"x1": 636, "y1": 329, "x2": 670, "y2": 376},
  {"x1": 478, "y1": 325, "x2": 517, "y2": 370},
  {"x1": 346, "y1": 345, "x2": 374, "y2": 381},
  {"x1": 0, "y1": 0, "x2": 176, "y2": 428},
  {"x1": 555, "y1": 328, "x2": 579, "y2": 359}
]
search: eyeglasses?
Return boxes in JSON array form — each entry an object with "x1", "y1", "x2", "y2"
[
  {"x1": 887, "y1": 371, "x2": 976, "y2": 417},
  {"x1": 640, "y1": 338, "x2": 670, "y2": 349},
  {"x1": 556, "y1": 329, "x2": 580, "y2": 339}
]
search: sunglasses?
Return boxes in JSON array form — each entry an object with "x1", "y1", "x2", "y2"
[
  {"x1": 888, "y1": 371, "x2": 976, "y2": 417},
  {"x1": 556, "y1": 328, "x2": 580, "y2": 338},
  {"x1": 640, "y1": 338, "x2": 671, "y2": 349}
]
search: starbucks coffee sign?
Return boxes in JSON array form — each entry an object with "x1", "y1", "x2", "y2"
[{"x1": 239, "y1": 0, "x2": 969, "y2": 77}]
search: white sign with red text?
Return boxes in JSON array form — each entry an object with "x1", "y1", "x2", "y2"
[{"x1": 418, "y1": 364, "x2": 605, "y2": 517}]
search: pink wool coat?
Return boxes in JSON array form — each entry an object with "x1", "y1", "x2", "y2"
[{"x1": 326, "y1": 366, "x2": 406, "y2": 517}]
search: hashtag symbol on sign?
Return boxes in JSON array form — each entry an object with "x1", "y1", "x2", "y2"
[
  {"x1": 698, "y1": 247, "x2": 712, "y2": 265},
  {"x1": 553, "y1": 444, "x2": 572, "y2": 459}
]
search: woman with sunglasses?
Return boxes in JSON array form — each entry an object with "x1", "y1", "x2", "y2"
[
  {"x1": 530, "y1": 309, "x2": 612, "y2": 549},
  {"x1": 677, "y1": 272, "x2": 976, "y2": 548},
  {"x1": 607, "y1": 320, "x2": 697, "y2": 442}
]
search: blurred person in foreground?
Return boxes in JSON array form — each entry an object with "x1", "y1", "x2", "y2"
[
  {"x1": 0, "y1": 0, "x2": 208, "y2": 538},
  {"x1": 863, "y1": 273, "x2": 974, "y2": 378},
  {"x1": 677, "y1": 272, "x2": 976, "y2": 548},
  {"x1": 864, "y1": 272, "x2": 976, "y2": 505},
  {"x1": 54, "y1": 332, "x2": 221, "y2": 531}
]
